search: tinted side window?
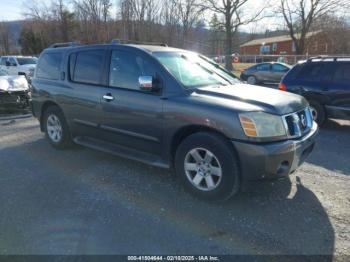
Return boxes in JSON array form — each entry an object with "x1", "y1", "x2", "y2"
[
  {"x1": 256, "y1": 64, "x2": 270, "y2": 71},
  {"x1": 37, "y1": 53, "x2": 62, "y2": 80},
  {"x1": 333, "y1": 63, "x2": 350, "y2": 83},
  {"x1": 109, "y1": 50, "x2": 156, "y2": 90},
  {"x1": 272, "y1": 64, "x2": 288, "y2": 72},
  {"x1": 72, "y1": 50, "x2": 104, "y2": 85},
  {"x1": 297, "y1": 63, "x2": 324, "y2": 80},
  {"x1": 9, "y1": 57, "x2": 17, "y2": 66}
]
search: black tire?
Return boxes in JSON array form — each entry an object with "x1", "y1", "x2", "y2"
[
  {"x1": 247, "y1": 75, "x2": 258, "y2": 85},
  {"x1": 175, "y1": 132, "x2": 240, "y2": 201},
  {"x1": 43, "y1": 105, "x2": 72, "y2": 149},
  {"x1": 309, "y1": 100, "x2": 326, "y2": 125}
]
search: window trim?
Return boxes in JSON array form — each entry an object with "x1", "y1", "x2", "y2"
[
  {"x1": 69, "y1": 49, "x2": 107, "y2": 86},
  {"x1": 107, "y1": 48, "x2": 163, "y2": 96}
]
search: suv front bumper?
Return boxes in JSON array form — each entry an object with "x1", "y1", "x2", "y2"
[{"x1": 232, "y1": 122, "x2": 318, "y2": 181}]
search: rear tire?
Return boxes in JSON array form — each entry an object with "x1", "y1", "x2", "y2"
[
  {"x1": 309, "y1": 100, "x2": 326, "y2": 125},
  {"x1": 43, "y1": 106, "x2": 72, "y2": 149},
  {"x1": 175, "y1": 132, "x2": 240, "y2": 201}
]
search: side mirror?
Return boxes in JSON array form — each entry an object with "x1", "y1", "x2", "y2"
[{"x1": 139, "y1": 76, "x2": 161, "y2": 92}]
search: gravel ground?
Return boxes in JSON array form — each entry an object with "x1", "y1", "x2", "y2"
[{"x1": 0, "y1": 116, "x2": 349, "y2": 259}]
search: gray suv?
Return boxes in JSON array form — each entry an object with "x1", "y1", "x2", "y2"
[{"x1": 31, "y1": 43, "x2": 318, "y2": 200}]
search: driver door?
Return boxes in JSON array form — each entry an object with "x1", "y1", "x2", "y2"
[{"x1": 99, "y1": 49, "x2": 164, "y2": 156}]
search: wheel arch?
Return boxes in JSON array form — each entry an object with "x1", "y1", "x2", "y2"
[
  {"x1": 39, "y1": 101, "x2": 62, "y2": 132},
  {"x1": 170, "y1": 125, "x2": 240, "y2": 166}
]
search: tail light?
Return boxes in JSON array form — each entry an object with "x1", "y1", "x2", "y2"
[{"x1": 279, "y1": 83, "x2": 287, "y2": 91}]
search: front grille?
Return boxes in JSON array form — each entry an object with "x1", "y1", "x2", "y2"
[
  {"x1": 283, "y1": 108, "x2": 313, "y2": 138},
  {"x1": 0, "y1": 91, "x2": 29, "y2": 106}
]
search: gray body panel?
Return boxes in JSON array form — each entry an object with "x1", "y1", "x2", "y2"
[{"x1": 31, "y1": 44, "x2": 316, "y2": 182}]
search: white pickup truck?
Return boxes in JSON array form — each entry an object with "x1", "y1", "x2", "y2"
[{"x1": 0, "y1": 56, "x2": 37, "y2": 79}]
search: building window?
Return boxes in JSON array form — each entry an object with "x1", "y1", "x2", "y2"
[
  {"x1": 272, "y1": 43, "x2": 277, "y2": 52},
  {"x1": 260, "y1": 45, "x2": 270, "y2": 54},
  {"x1": 292, "y1": 42, "x2": 296, "y2": 53}
]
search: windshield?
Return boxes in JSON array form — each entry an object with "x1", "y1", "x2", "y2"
[
  {"x1": 154, "y1": 51, "x2": 239, "y2": 88},
  {"x1": 17, "y1": 57, "x2": 38, "y2": 65}
]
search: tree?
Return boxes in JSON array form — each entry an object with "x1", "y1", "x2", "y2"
[
  {"x1": 0, "y1": 22, "x2": 10, "y2": 55},
  {"x1": 52, "y1": 0, "x2": 76, "y2": 42},
  {"x1": 203, "y1": 0, "x2": 266, "y2": 70},
  {"x1": 279, "y1": 0, "x2": 346, "y2": 55},
  {"x1": 176, "y1": 0, "x2": 203, "y2": 47}
]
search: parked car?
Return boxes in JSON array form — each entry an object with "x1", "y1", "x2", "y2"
[
  {"x1": 0, "y1": 69, "x2": 30, "y2": 109},
  {"x1": 0, "y1": 56, "x2": 37, "y2": 80},
  {"x1": 31, "y1": 42, "x2": 318, "y2": 200},
  {"x1": 240, "y1": 62, "x2": 291, "y2": 85},
  {"x1": 279, "y1": 57, "x2": 350, "y2": 125}
]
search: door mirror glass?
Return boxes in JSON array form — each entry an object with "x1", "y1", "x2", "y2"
[{"x1": 139, "y1": 76, "x2": 159, "y2": 92}]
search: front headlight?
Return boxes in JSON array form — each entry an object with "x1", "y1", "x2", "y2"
[
  {"x1": 239, "y1": 112, "x2": 287, "y2": 138},
  {"x1": 0, "y1": 79, "x2": 10, "y2": 91}
]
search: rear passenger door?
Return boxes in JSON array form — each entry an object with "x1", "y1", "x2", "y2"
[
  {"x1": 65, "y1": 49, "x2": 107, "y2": 138},
  {"x1": 99, "y1": 49, "x2": 164, "y2": 156},
  {"x1": 327, "y1": 61, "x2": 350, "y2": 119}
]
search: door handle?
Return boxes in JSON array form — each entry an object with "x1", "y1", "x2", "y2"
[{"x1": 102, "y1": 93, "x2": 115, "y2": 102}]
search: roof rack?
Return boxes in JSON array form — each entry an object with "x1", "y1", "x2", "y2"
[
  {"x1": 49, "y1": 42, "x2": 81, "y2": 48},
  {"x1": 111, "y1": 39, "x2": 168, "y2": 47},
  {"x1": 307, "y1": 56, "x2": 350, "y2": 62}
]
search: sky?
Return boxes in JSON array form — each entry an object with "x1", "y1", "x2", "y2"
[
  {"x1": 0, "y1": 0, "x2": 26, "y2": 20},
  {"x1": 0, "y1": 0, "x2": 281, "y2": 32}
]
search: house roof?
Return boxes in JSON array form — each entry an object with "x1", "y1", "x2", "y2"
[{"x1": 240, "y1": 31, "x2": 321, "y2": 47}]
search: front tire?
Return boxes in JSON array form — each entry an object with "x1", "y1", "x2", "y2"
[
  {"x1": 175, "y1": 132, "x2": 240, "y2": 201},
  {"x1": 247, "y1": 75, "x2": 257, "y2": 85},
  {"x1": 43, "y1": 106, "x2": 72, "y2": 149},
  {"x1": 309, "y1": 100, "x2": 326, "y2": 125}
]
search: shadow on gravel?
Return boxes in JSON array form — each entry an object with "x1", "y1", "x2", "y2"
[
  {"x1": 306, "y1": 119, "x2": 350, "y2": 175},
  {"x1": 0, "y1": 135, "x2": 335, "y2": 257}
]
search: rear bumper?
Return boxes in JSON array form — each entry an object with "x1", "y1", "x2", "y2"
[{"x1": 232, "y1": 122, "x2": 318, "y2": 181}]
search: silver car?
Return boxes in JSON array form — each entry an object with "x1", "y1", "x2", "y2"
[{"x1": 240, "y1": 62, "x2": 291, "y2": 85}]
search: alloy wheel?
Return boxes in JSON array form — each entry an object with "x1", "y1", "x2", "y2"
[{"x1": 184, "y1": 148, "x2": 222, "y2": 191}]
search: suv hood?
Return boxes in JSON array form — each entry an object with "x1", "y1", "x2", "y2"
[{"x1": 194, "y1": 84, "x2": 307, "y2": 115}]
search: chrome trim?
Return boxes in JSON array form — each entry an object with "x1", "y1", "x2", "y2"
[{"x1": 282, "y1": 107, "x2": 313, "y2": 138}]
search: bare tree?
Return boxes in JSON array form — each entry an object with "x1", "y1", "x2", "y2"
[
  {"x1": 175, "y1": 0, "x2": 203, "y2": 47},
  {"x1": 0, "y1": 22, "x2": 10, "y2": 55},
  {"x1": 279, "y1": 0, "x2": 346, "y2": 55},
  {"x1": 203, "y1": 0, "x2": 266, "y2": 70}
]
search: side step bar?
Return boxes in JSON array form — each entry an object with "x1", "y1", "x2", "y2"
[{"x1": 74, "y1": 136, "x2": 170, "y2": 169}]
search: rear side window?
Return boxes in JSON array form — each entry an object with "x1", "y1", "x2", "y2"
[
  {"x1": 297, "y1": 63, "x2": 324, "y2": 80},
  {"x1": 333, "y1": 63, "x2": 350, "y2": 83},
  {"x1": 36, "y1": 53, "x2": 62, "y2": 80},
  {"x1": 71, "y1": 50, "x2": 104, "y2": 85},
  {"x1": 272, "y1": 63, "x2": 288, "y2": 72}
]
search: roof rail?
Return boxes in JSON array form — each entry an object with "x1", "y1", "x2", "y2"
[
  {"x1": 307, "y1": 55, "x2": 350, "y2": 62},
  {"x1": 111, "y1": 39, "x2": 168, "y2": 47},
  {"x1": 49, "y1": 42, "x2": 81, "y2": 48}
]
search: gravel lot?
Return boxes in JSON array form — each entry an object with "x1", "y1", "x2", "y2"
[{"x1": 0, "y1": 115, "x2": 349, "y2": 258}]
